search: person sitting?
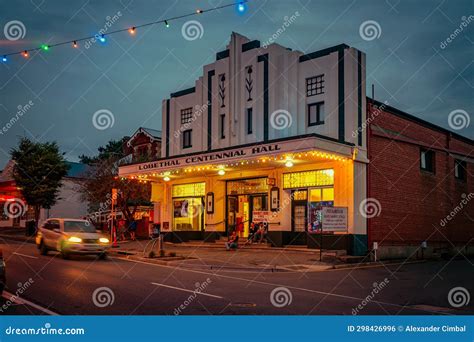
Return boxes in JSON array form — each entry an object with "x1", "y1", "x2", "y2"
[
  {"x1": 225, "y1": 230, "x2": 239, "y2": 250},
  {"x1": 257, "y1": 222, "x2": 267, "y2": 244},
  {"x1": 245, "y1": 222, "x2": 258, "y2": 245}
]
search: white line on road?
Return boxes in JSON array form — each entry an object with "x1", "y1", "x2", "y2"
[
  {"x1": 12, "y1": 252, "x2": 38, "y2": 259},
  {"x1": 151, "y1": 282, "x2": 224, "y2": 299},
  {"x1": 2, "y1": 291, "x2": 58, "y2": 315},
  {"x1": 115, "y1": 257, "x2": 443, "y2": 315}
]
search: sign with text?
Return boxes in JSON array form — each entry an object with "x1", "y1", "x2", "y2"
[
  {"x1": 119, "y1": 136, "x2": 351, "y2": 176},
  {"x1": 322, "y1": 207, "x2": 348, "y2": 232},
  {"x1": 252, "y1": 211, "x2": 269, "y2": 223}
]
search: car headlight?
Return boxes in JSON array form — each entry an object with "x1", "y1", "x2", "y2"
[
  {"x1": 68, "y1": 236, "x2": 82, "y2": 243},
  {"x1": 99, "y1": 237, "x2": 110, "y2": 244}
]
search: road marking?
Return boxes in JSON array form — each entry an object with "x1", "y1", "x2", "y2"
[
  {"x1": 12, "y1": 252, "x2": 38, "y2": 259},
  {"x1": 151, "y1": 282, "x2": 224, "y2": 299},
  {"x1": 2, "y1": 291, "x2": 58, "y2": 315},
  {"x1": 114, "y1": 257, "x2": 443, "y2": 315}
]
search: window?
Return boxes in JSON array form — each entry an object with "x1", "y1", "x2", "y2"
[
  {"x1": 454, "y1": 159, "x2": 467, "y2": 181},
  {"x1": 308, "y1": 102, "x2": 325, "y2": 126},
  {"x1": 420, "y1": 149, "x2": 435, "y2": 173},
  {"x1": 181, "y1": 107, "x2": 193, "y2": 124},
  {"x1": 306, "y1": 74, "x2": 324, "y2": 96},
  {"x1": 247, "y1": 108, "x2": 253, "y2": 134},
  {"x1": 182, "y1": 129, "x2": 192, "y2": 149},
  {"x1": 283, "y1": 169, "x2": 334, "y2": 189},
  {"x1": 220, "y1": 114, "x2": 225, "y2": 139}
]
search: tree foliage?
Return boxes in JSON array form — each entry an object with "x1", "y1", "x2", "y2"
[
  {"x1": 10, "y1": 138, "x2": 69, "y2": 225},
  {"x1": 79, "y1": 138, "x2": 150, "y2": 224}
]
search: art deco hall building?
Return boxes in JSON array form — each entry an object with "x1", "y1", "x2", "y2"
[{"x1": 119, "y1": 33, "x2": 473, "y2": 257}]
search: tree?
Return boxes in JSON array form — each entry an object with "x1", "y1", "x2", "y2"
[
  {"x1": 10, "y1": 138, "x2": 69, "y2": 227},
  {"x1": 79, "y1": 138, "x2": 150, "y2": 225}
]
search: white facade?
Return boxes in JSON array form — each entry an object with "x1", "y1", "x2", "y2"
[{"x1": 162, "y1": 33, "x2": 367, "y2": 159}]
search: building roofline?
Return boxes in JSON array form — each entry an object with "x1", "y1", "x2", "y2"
[
  {"x1": 369, "y1": 98, "x2": 474, "y2": 145},
  {"x1": 299, "y1": 43, "x2": 349, "y2": 62},
  {"x1": 170, "y1": 87, "x2": 196, "y2": 98}
]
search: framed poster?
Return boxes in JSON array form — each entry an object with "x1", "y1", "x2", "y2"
[
  {"x1": 206, "y1": 192, "x2": 214, "y2": 214},
  {"x1": 270, "y1": 186, "x2": 279, "y2": 212}
]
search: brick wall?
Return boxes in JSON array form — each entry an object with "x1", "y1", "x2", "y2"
[{"x1": 367, "y1": 101, "x2": 473, "y2": 249}]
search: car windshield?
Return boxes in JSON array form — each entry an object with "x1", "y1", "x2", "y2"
[{"x1": 63, "y1": 220, "x2": 96, "y2": 233}]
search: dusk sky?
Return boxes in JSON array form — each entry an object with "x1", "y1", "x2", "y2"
[{"x1": 0, "y1": 0, "x2": 472, "y2": 169}]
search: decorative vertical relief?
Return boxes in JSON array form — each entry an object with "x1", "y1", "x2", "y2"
[
  {"x1": 218, "y1": 74, "x2": 226, "y2": 108},
  {"x1": 245, "y1": 66, "x2": 253, "y2": 101}
]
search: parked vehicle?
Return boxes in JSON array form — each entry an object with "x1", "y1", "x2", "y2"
[
  {"x1": 35, "y1": 218, "x2": 110, "y2": 259},
  {"x1": 0, "y1": 248, "x2": 5, "y2": 295}
]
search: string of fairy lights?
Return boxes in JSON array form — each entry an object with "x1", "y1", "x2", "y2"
[
  {"x1": 121, "y1": 150, "x2": 352, "y2": 183},
  {"x1": 1, "y1": 1, "x2": 248, "y2": 62}
]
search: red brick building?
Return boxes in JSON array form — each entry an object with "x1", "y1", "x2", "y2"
[
  {"x1": 367, "y1": 99, "x2": 473, "y2": 258},
  {"x1": 124, "y1": 127, "x2": 162, "y2": 162}
]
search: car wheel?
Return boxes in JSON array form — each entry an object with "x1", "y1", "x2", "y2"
[
  {"x1": 39, "y1": 241, "x2": 48, "y2": 255},
  {"x1": 98, "y1": 253, "x2": 107, "y2": 260}
]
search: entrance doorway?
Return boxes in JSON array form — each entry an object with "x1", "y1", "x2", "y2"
[{"x1": 227, "y1": 194, "x2": 268, "y2": 237}]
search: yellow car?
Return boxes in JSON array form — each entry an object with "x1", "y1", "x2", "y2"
[{"x1": 36, "y1": 218, "x2": 110, "y2": 259}]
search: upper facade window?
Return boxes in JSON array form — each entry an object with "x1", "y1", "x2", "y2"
[
  {"x1": 454, "y1": 159, "x2": 467, "y2": 181},
  {"x1": 420, "y1": 149, "x2": 435, "y2": 173},
  {"x1": 306, "y1": 74, "x2": 324, "y2": 97},
  {"x1": 181, "y1": 108, "x2": 193, "y2": 124},
  {"x1": 308, "y1": 102, "x2": 325, "y2": 126},
  {"x1": 183, "y1": 130, "x2": 192, "y2": 149}
]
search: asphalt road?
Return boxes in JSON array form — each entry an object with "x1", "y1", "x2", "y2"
[{"x1": 1, "y1": 240, "x2": 473, "y2": 315}]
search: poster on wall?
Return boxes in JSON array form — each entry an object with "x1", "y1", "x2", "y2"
[
  {"x1": 322, "y1": 207, "x2": 348, "y2": 232},
  {"x1": 206, "y1": 192, "x2": 214, "y2": 214},
  {"x1": 252, "y1": 210, "x2": 269, "y2": 223},
  {"x1": 173, "y1": 200, "x2": 189, "y2": 217},
  {"x1": 270, "y1": 187, "x2": 279, "y2": 211},
  {"x1": 308, "y1": 206, "x2": 322, "y2": 233}
]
